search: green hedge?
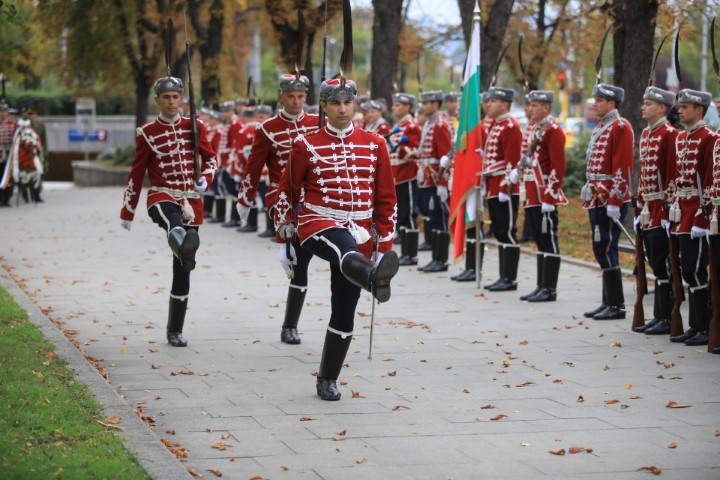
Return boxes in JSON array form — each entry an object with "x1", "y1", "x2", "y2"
[{"x1": 4, "y1": 94, "x2": 135, "y2": 116}]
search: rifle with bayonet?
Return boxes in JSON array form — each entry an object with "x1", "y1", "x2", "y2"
[
  {"x1": 180, "y1": 15, "x2": 201, "y2": 183},
  {"x1": 318, "y1": 1, "x2": 329, "y2": 128},
  {"x1": 706, "y1": 16, "x2": 720, "y2": 351}
]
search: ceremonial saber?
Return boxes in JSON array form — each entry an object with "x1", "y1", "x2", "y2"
[{"x1": 612, "y1": 217, "x2": 635, "y2": 247}]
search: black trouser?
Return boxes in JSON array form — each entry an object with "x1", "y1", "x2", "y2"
[
  {"x1": 289, "y1": 239, "x2": 314, "y2": 291},
  {"x1": 395, "y1": 180, "x2": 418, "y2": 230},
  {"x1": 642, "y1": 227, "x2": 669, "y2": 280},
  {"x1": 302, "y1": 228, "x2": 362, "y2": 334},
  {"x1": 148, "y1": 202, "x2": 196, "y2": 297},
  {"x1": 677, "y1": 234, "x2": 709, "y2": 288},
  {"x1": 588, "y1": 204, "x2": 628, "y2": 269},
  {"x1": 525, "y1": 205, "x2": 559, "y2": 254},
  {"x1": 487, "y1": 195, "x2": 519, "y2": 244},
  {"x1": 418, "y1": 186, "x2": 448, "y2": 231}
]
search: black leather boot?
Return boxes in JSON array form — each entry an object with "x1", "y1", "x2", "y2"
[
  {"x1": 222, "y1": 200, "x2": 242, "y2": 227},
  {"x1": 593, "y1": 267, "x2": 625, "y2": 320},
  {"x1": 640, "y1": 279, "x2": 672, "y2": 334},
  {"x1": 584, "y1": 273, "x2": 608, "y2": 317},
  {"x1": 487, "y1": 244, "x2": 520, "y2": 291},
  {"x1": 399, "y1": 229, "x2": 419, "y2": 266},
  {"x1": 168, "y1": 227, "x2": 200, "y2": 272},
  {"x1": 418, "y1": 230, "x2": 439, "y2": 271},
  {"x1": 341, "y1": 251, "x2": 399, "y2": 303},
  {"x1": 528, "y1": 253, "x2": 560, "y2": 302},
  {"x1": 208, "y1": 196, "x2": 226, "y2": 223},
  {"x1": 238, "y1": 206, "x2": 258, "y2": 232},
  {"x1": 685, "y1": 286, "x2": 710, "y2": 345},
  {"x1": 418, "y1": 219, "x2": 434, "y2": 251},
  {"x1": 485, "y1": 244, "x2": 505, "y2": 289},
  {"x1": 316, "y1": 329, "x2": 353, "y2": 401},
  {"x1": 167, "y1": 296, "x2": 188, "y2": 347},
  {"x1": 281, "y1": 286, "x2": 306, "y2": 344},
  {"x1": 423, "y1": 231, "x2": 450, "y2": 273},
  {"x1": 203, "y1": 195, "x2": 214, "y2": 217},
  {"x1": 258, "y1": 211, "x2": 275, "y2": 238},
  {"x1": 521, "y1": 253, "x2": 544, "y2": 300},
  {"x1": 452, "y1": 237, "x2": 476, "y2": 281}
]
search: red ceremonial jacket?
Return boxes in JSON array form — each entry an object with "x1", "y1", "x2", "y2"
[
  {"x1": 389, "y1": 114, "x2": 421, "y2": 185},
  {"x1": 120, "y1": 115, "x2": 217, "y2": 226},
  {"x1": 521, "y1": 121, "x2": 537, "y2": 156},
  {"x1": 483, "y1": 113, "x2": 521, "y2": 198},
  {"x1": 637, "y1": 118, "x2": 678, "y2": 230},
  {"x1": 711, "y1": 133, "x2": 720, "y2": 233},
  {"x1": 274, "y1": 123, "x2": 397, "y2": 258},
  {"x1": 237, "y1": 109, "x2": 318, "y2": 210},
  {"x1": 233, "y1": 122, "x2": 258, "y2": 178},
  {"x1": 522, "y1": 116, "x2": 567, "y2": 208},
  {"x1": 219, "y1": 115, "x2": 243, "y2": 170},
  {"x1": 417, "y1": 112, "x2": 453, "y2": 188},
  {"x1": 670, "y1": 121, "x2": 715, "y2": 234},
  {"x1": 365, "y1": 118, "x2": 392, "y2": 137},
  {"x1": 583, "y1": 109, "x2": 634, "y2": 209}
]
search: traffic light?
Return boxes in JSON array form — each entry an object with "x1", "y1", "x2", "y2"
[{"x1": 558, "y1": 71, "x2": 567, "y2": 91}]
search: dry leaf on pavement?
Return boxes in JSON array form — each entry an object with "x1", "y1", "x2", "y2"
[
  {"x1": 211, "y1": 442, "x2": 233, "y2": 451},
  {"x1": 637, "y1": 466, "x2": 662, "y2": 475},
  {"x1": 490, "y1": 414, "x2": 508, "y2": 421},
  {"x1": 299, "y1": 417, "x2": 316, "y2": 421},
  {"x1": 207, "y1": 469, "x2": 223, "y2": 477},
  {"x1": 351, "y1": 390, "x2": 366, "y2": 398},
  {"x1": 605, "y1": 399, "x2": 619, "y2": 405},
  {"x1": 516, "y1": 381, "x2": 535, "y2": 387},
  {"x1": 480, "y1": 404, "x2": 496, "y2": 409},
  {"x1": 392, "y1": 405, "x2": 411, "y2": 411},
  {"x1": 667, "y1": 442, "x2": 677, "y2": 448},
  {"x1": 356, "y1": 457, "x2": 367, "y2": 464},
  {"x1": 549, "y1": 449, "x2": 566, "y2": 455},
  {"x1": 187, "y1": 467, "x2": 201, "y2": 477},
  {"x1": 666, "y1": 401, "x2": 690, "y2": 408}
]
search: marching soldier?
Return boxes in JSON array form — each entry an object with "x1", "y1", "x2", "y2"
[
  {"x1": 388, "y1": 93, "x2": 422, "y2": 266},
  {"x1": 0, "y1": 102, "x2": 17, "y2": 206},
  {"x1": 633, "y1": 87, "x2": 678, "y2": 334},
  {"x1": 235, "y1": 73, "x2": 318, "y2": 345},
  {"x1": 119, "y1": 75, "x2": 217, "y2": 347},
  {"x1": 482, "y1": 86, "x2": 522, "y2": 291},
  {"x1": 667, "y1": 89, "x2": 715, "y2": 346},
  {"x1": 274, "y1": 76, "x2": 398, "y2": 400},
  {"x1": 9, "y1": 117, "x2": 44, "y2": 203},
  {"x1": 416, "y1": 90, "x2": 453, "y2": 273},
  {"x1": 581, "y1": 83, "x2": 634, "y2": 320},
  {"x1": 510, "y1": 90, "x2": 567, "y2": 302},
  {"x1": 363, "y1": 99, "x2": 391, "y2": 136}
]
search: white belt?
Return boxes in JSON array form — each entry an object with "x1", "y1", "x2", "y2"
[
  {"x1": 523, "y1": 173, "x2": 548, "y2": 182},
  {"x1": 390, "y1": 158, "x2": 412, "y2": 166},
  {"x1": 150, "y1": 187, "x2": 200, "y2": 199},
  {"x1": 587, "y1": 174, "x2": 612, "y2": 181},
  {"x1": 486, "y1": 170, "x2": 506, "y2": 177},
  {"x1": 422, "y1": 158, "x2": 440, "y2": 165},
  {"x1": 642, "y1": 192, "x2": 662, "y2": 202},
  {"x1": 712, "y1": 198, "x2": 720, "y2": 206},
  {"x1": 676, "y1": 188, "x2": 699, "y2": 198},
  {"x1": 305, "y1": 202, "x2": 374, "y2": 221}
]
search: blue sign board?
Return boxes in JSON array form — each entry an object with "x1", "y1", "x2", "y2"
[{"x1": 68, "y1": 129, "x2": 108, "y2": 142}]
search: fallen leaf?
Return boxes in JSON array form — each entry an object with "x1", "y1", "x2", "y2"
[
  {"x1": 666, "y1": 401, "x2": 690, "y2": 408},
  {"x1": 553, "y1": 379, "x2": 565, "y2": 384},
  {"x1": 515, "y1": 381, "x2": 535, "y2": 388},
  {"x1": 605, "y1": 399, "x2": 619, "y2": 405},
  {"x1": 104, "y1": 416, "x2": 121, "y2": 424},
  {"x1": 625, "y1": 384, "x2": 632, "y2": 389},
  {"x1": 336, "y1": 429, "x2": 347, "y2": 436},
  {"x1": 211, "y1": 442, "x2": 233, "y2": 451},
  {"x1": 480, "y1": 404, "x2": 496, "y2": 409},
  {"x1": 206, "y1": 469, "x2": 223, "y2": 477},
  {"x1": 716, "y1": 430, "x2": 720, "y2": 437},
  {"x1": 188, "y1": 467, "x2": 202, "y2": 477},
  {"x1": 520, "y1": 442, "x2": 531, "y2": 447},
  {"x1": 463, "y1": 388, "x2": 470, "y2": 394},
  {"x1": 519, "y1": 340, "x2": 529, "y2": 345},
  {"x1": 568, "y1": 446, "x2": 585, "y2": 454},
  {"x1": 630, "y1": 395, "x2": 642, "y2": 399},
  {"x1": 249, "y1": 476, "x2": 269, "y2": 480},
  {"x1": 603, "y1": 365, "x2": 610, "y2": 371},
  {"x1": 637, "y1": 466, "x2": 662, "y2": 475},
  {"x1": 392, "y1": 405, "x2": 410, "y2": 411},
  {"x1": 95, "y1": 419, "x2": 124, "y2": 431},
  {"x1": 610, "y1": 341, "x2": 622, "y2": 347},
  {"x1": 339, "y1": 380, "x2": 348, "y2": 385},
  {"x1": 490, "y1": 414, "x2": 508, "y2": 421},
  {"x1": 549, "y1": 449, "x2": 566, "y2": 456},
  {"x1": 356, "y1": 457, "x2": 367, "y2": 464},
  {"x1": 299, "y1": 417, "x2": 316, "y2": 421},
  {"x1": 576, "y1": 396, "x2": 585, "y2": 403},
  {"x1": 351, "y1": 390, "x2": 366, "y2": 398},
  {"x1": 151, "y1": 364, "x2": 162, "y2": 369},
  {"x1": 332, "y1": 437, "x2": 346, "y2": 441},
  {"x1": 387, "y1": 370, "x2": 397, "y2": 376},
  {"x1": 170, "y1": 370, "x2": 194, "y2": 376},
  {"x1": 667, "y1": 442, "x2": 677, "y2": 449},
  {"x1": 621, "y1": 404, "x2": 629, "y2": 409}
]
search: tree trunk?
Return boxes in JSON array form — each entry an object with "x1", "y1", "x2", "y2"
[
  {"x1": 188, "y1": 0, "x2": 225, "y2": 106},
  {"x1": 371, "y1": 0, "x2": 404, "y2": 107},
  {"x1": 135, "y1": 78, "x2": 151, "y2": 128}
]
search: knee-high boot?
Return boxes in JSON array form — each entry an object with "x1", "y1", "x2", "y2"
[
  {"x1": 203, "y1": 195, "x2": 214, "y2": 217},
  {"x1": 528, "y1": 253, "x2": 560, "y2": 302},
  {"x1": 168, "y1": 227, "x2": 200, "y2": 272},
  {"x1": 316, "y1": 329, "x2": 353, "y2": 400},
  {"x1": 521, "y1": 253, "x2": 545, "y2": 300},
  {"x1": 593, "y1": 267, "x2": 626, "y2": 320},
  {"x1": 258, "y1": 210, "x2": 275, "y2": 238},
  {"x1": 452, "y1": 237, "x2": 477, "y2": 282},
  {"x1": 399, "y1": 229, "x2": 419, "y2": 266},
  {"x1": 340, "y1": 251, "x2": 399, "y2": 303},
  {"x1": 641, "y1": 279, "x2": 672, "y2": 334},
  {"x1": 167, "y1": 296, "x2": 188, "y2": 347},
  {"x1": 418, "y1": 218, "x2": 434, "y2": 251},
  {"x1": 423, "y1": 231, "x2": 450, "y2": 273},
  {"x1": 209, "y1": 196, "x2": 226, "y2": 223},
  {"x1": 684, "y1": 286, "x2": 710, "y2": 345},
  {"x1": 281, "y1": 286, "x2": 306, "y2": 344},
  {"x1": 485, "y1": 244, "x2": 505, "y2": 289},
  {"x1": 238, "y1": 206, "x2": 258, "y2": 232},
  {"x1": 584, "y1": 273, "x2": 608, "y2": 318},
  {"x1": 487, "y1": 244, "x2": 520, "y2": 291}
]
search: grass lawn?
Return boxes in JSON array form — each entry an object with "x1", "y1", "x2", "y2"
[{"x1": 0, "y1": 286, "x2": 150, "y2": 480}]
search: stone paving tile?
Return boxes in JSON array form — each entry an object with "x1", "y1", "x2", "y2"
[{"x1": 2, "y1": 185, "x2": 720, "y2": 479}]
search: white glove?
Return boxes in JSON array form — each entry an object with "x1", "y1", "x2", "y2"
[
  {"x1": 541, "y1": 202, "x2": 555, "y2": 214},
  {"x1": 278, "y1": 243, "x2": 297, "y2": 277},
  {"x1": 437, "y1": 185, "x2": 449, "y2": 203},
  {"x1": 232, "y1": 175, "x2": 242, "y2": 183},
  {"x1": 120, "y1": 219, "x2": 132, "y2": 231},
  {"x1": 374, "y1": 251, "x2": 384, "y2": 266},
  {"x1": 661, "y1": 219, "x2": 670, "y2": 232},
  {"x1": 498, "y1": 192, "x2": 510, "y2": 203},
  {"x1": 440, "y1": 155, "x2": 450, "y2": 168},
  {"x1": 606, "y1": 204, "x2": 621, "y2": 220},
  {"x1": 690, "y1": 226, "x2": 708, "y2": 239},
  {"x1": 236, "y1": 203, "x2": 251, "y2": 223},
  {"x1": 194, "y1": 177, "x2": 208, "y2": 192},
  {"x1": 416, "y1": 168, "x2": 425, "y2": 184},
  {"x1": 508, "y1": 169, "x2": 519, "y2": 184},
  {"x1": 633, "y1": 215, "x2": 640, "y2": 229},
  {"x1": 277, "y1": 223, "x2": 296, "y2": 241}
]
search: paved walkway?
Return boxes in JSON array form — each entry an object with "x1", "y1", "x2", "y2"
[{"x1": 2, "y1": 184, "x2": 719, "y2": 480}]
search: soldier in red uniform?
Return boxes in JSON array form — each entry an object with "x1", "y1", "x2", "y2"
[
  {"x1": 0, "y1": 102, "x2": 17, "y2": 206},
  {"x1": 119, "y1": 75, "x2": 217, "y2": 347},
  {"x1": 9, "y1": 118, "x2": 44, "y2": 203},
  {"x1": 482, "y1": 86, "x2": 523, "y2": 292},
  {"x1": 632, "y1": 87, "x2": 678, "y2": 334},
  {"x1": 581, "y1": 83, "x2": 634, "y2": 320},
  {"x1": 274, "y1": 76, "x2": 398, "y2": 401},
  {"x1": 710, "y1": 114, "x2": 720, "y2": 354},
  {"x1": 416, "y1": 90, "x2": 453, "y2": 273},
  {"x1": 667, "y1": 89, "x2": 715, "y2": 345},
  {"x1": 363, "y1": 99, "x2": 391, "y2": 136},
  {"x1": 388, "y1": 93, "x2": 422, "y2": 266},
  {"x1": 509, "y1": 90, "x2": 567, "y2": 302},
  {"x1": 200, "y1": 108, "x2": 223, "y2": 218},
  {"x1": 236, "y1": 73, "x2": 318, "y2": 345},
  {"x1": 208, "y1": 101, "x2": 242, "y2": 225}
]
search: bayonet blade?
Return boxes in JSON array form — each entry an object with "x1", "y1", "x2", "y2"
[
  {"x1": 595, "y1": 24, "x2": 613, "y2": 85},
  {"x1": 339, "y1": 0, "x2": 353, "y2": 76}
]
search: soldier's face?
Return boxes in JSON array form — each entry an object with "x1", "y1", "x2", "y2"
[
  {"x1": 392, "y1": 101, "x2": 410, "y2": 120},
  {"x1": 529, "y1": 102, "x2": 550, "y2": 122},
  {"x1": 641, "y1": 99, "x2": 666, "y2": 123},
  {"x1": 445, "y1": 99, "x2": 458, "y2": 115},
  {"x1": 281, "y1": 91, "x2": 307, "y2": 115},
  {"x1": 592, "y1": 97, "x2": 615, "y2": 117},
  {"x1": 321, "y1": 99, "x2": 354, "y2": 129},
  {"x1": 421, "y1": 100, "x2": 439, "y2": 116},
  {"x1": 365, "y1": 108, "x2": 381, "y2": 123},
  {"x1": 676, "y1": 102, "x2": 703, "y2": 125},
  {"x1": 155, "y1": 91, "x2": 183, "y2": 118},
  {"x1": 486, "y1": 98, "x2": 509, "y2": 118}
]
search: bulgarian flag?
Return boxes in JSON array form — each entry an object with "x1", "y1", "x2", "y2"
[{"x1": 448, "y1": 6, "x2": 482, "y2": 260}]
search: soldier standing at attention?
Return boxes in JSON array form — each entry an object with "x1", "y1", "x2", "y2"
[
  {"x1": 119, "y1": 75, "x2": 217, "y2": 347},
  {"x1": 235, "y1": 73, "x2": 318, "y2": 345},
  {"x1": 0, "y1": 102, "x2": 17, "y2": 206},
  {"x1": 274, "y1": 76, "x2": 398, "y2": 401},
  {"x1": 581, "y1": 83, "x2": 634, "y2": 320},
  {"x1": 632, "y1": 87, "x2": 678, "y2": 335}
]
